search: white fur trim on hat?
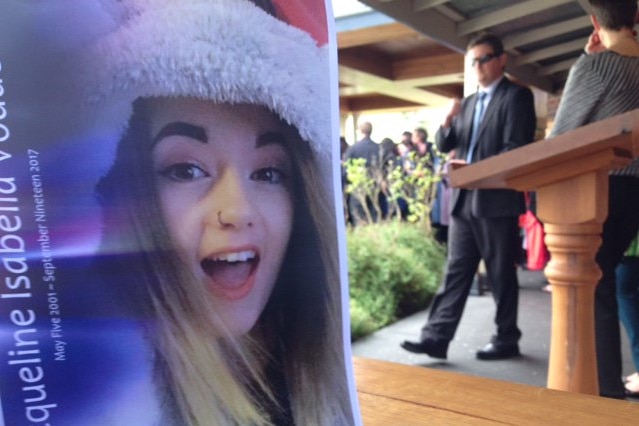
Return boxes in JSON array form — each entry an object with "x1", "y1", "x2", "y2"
[{"x1": 79, "y1": 0, "x2": 330, "y2": 160}]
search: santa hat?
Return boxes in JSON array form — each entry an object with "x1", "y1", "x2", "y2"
[
  {"x1": 76, "y1": 0, "x2": 330, "y2": 175},
  {"x1": 36, "y1": 0, "x2": 331, "y2": 254}
]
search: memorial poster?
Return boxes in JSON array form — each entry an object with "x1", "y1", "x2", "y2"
[{"x1": 0, "y1": 1, "x2": 359, "y2": 424}]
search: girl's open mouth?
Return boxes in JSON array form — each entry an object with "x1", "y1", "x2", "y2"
[{"x1": 200, "y1": 250, "x2": 258, "y2": 300}]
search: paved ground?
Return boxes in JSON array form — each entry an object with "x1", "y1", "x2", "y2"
[{"x1": 351, "y1": 268, "x2": 637, "y2": 399}]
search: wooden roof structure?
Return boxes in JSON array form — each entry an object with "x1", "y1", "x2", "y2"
[{"x1": 338, "y1": 0, "x2": 599, "y2": 113}]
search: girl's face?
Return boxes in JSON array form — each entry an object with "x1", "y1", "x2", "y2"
[{"x1": 150, "y1": 99, "x2": 294, "y2": 336}]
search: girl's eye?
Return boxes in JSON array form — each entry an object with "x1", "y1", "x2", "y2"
[
  {"x1": 251, "y1": 167, "x2": 287, "y2": 184},
  {"x1": 158, "y1": 163, "x2": 208, "y2": 182}
]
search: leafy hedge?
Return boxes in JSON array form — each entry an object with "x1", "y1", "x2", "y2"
[{"x1": 348, "y1": 222, "x2": 446, "y2": 340}]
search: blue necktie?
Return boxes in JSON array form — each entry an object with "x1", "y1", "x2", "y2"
[{"x1": 466, "y1": 92, "x2": 487, "y2": 163}]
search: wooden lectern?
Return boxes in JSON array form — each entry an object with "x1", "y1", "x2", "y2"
[{"x1": 449, "y1": 109, "x2": 639, "y2": 395}]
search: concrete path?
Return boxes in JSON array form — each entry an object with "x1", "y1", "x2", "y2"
[{"x1": 351, "y1": 268, "x2": 637, "y2": 398}]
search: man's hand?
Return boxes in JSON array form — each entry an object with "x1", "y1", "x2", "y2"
[{"x1": 442, "y1": 98, "x2": 462, "y2": 129}]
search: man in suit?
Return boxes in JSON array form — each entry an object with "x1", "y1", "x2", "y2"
[
  {"x1": 344, "y1": 121, "x2": 389, "y2": 224},
  {"x1": 401, "y1": 33, "x2": 536, "y2": 360},
  {"x1": 344, "y1": 121, "x2": 379, "y2": 165}
]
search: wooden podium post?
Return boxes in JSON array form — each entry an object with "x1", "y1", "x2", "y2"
[{"x1": 449, "y1": 109, "x2": 639, "y2": 395}]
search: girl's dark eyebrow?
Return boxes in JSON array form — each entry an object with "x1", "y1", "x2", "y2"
[
  {"x1": 256, "y1": 131, "x2": 287, "y2": 148},
  {"x1": 152, "y1": 122, "x2": 208, "y2": 145}
]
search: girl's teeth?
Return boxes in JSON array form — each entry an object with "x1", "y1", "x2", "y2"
[{"x1": 214, "y1": 251, "x2": 256, "y2": 262}]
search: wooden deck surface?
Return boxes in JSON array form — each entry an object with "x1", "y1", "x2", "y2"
[{"x1": 354, "y1": 357, "x2": 639, "y2": 425}]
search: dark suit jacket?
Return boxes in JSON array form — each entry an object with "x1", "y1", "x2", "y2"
[
  {"x1": 436, "y1": 77, "x2": 536, "y2": 218},
  {"x1": 344, "y1": 137, "x2": 383, "y2": 167}
]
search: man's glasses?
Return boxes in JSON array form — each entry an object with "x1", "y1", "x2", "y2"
[{"x1": 471, "y1": 52, "x2": 499, "y2": 67}]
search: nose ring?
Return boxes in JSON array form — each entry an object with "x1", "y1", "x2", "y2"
[
  {"x1": 217, "y1": 211, "x2": 230, "y2": 227},
  {"x1": 217, "y1": 211, "x2": 253, "y2": 228}
]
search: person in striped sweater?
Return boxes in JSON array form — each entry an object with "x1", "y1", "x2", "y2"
[{"x1": 549, "y1": 0, "x2": 639, "y2": 400}]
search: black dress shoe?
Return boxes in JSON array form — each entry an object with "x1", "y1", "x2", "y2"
[
  {"x1": 400, "y1": 340, "x2": 448, "y2": 359},
  {"x1": 476, "y1": 342, "x2": 520, "y2": 360},
  {"x1": 625, "y1": 388, "x2": 639, "y2": 399}
]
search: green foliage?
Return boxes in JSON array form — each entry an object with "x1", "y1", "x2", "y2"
[
  {"x1": 344, "y1": 146, "x2": 448, "y2": 339},
  {"x1": 343, "y1": 157, "x2": 383, "y2": 224},
  {"x1": 343, "y1": 151, "x2": 440, "y2": 226},
  {"x1": 347, "y1": 222, "x2": 446, "y2": 340},
  {"x1": 386, "y1": 151, "x2": 439, "y2": 225}
]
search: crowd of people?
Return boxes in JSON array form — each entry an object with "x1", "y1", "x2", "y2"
[{"x1": 341, "y1": 122, "x2": 450, "y2": 230}]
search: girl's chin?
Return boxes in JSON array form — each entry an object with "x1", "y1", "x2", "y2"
[
  {"x1": 219, "y1": 314, "x2": 259, "y2": 337},
  {"x1": 208, "y1": 302, "x2": 263, "y2": 337}
]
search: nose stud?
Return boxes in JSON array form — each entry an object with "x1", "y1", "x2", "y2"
[
  {"x1": 217, "y1": 211, "x2": 229, "y2": 228},
  {"x1": 217, "y1": 211, "x2": 253, "y2": 228}
]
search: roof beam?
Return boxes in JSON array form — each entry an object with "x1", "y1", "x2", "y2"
[
  {"x1": 359, "y1": 0, "x2": 557, "y2": 93},
  {"x1": 359, "y1": 0, "x2": 467, "y2": 52},
  {"x1": 434, "y1": 4, "x2": 465, "y2": 21},
  {"x1": 339, "y1": 49, "x2": 394, "y2": 80},
  {"x1": 539, "y1": 58, "x2": 578, "y2": 76},
  {"x1": 414, "y1": 0, "x2": 450, "y2": 12},
  {"x1": 575, "y1": 0, "x2": 593, "y2": 14},
  {"x1": 393, "y1": 53, "x2": 463, "y2": 80},
  {"x1": 514, "y1": 38, "x2": 587, "y2": 66},
  {"x1": 399, "y1": 73, "x2": 464, "y2": 88},
  {"x1": 338, "y1": 73, "x2": 462, "y2": 96},
  {"x1": 503, "y1": 16, "x2": 592, "y2": 50},
  {"x1": 457, "y1": 0, "x2": 574, "y2": 36},
  {"x1": 338, "y1": 64, "x2": 450, "y2": 107},
  {"x1": 337, "y1": 22, "x2": 420, "y2": 49},
  {"x1": 340, "y1": 96, "x2": 422, "y2": 114}
]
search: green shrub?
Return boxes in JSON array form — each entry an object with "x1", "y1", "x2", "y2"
[
  {"x1": 344, "y1": 144, "x2": 448, "y2": 340},
  {"x1": 349, "y1": 298, "x2": 382, "y2": 341},
  {"x1": 347, "y1": 222, "x2": 446, "y2": 340},
  {"x1": 343, "y1": 152, "x2": 440, "y2": 225}
]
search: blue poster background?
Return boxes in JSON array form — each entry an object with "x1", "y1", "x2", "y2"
[{"x1": 0, "y1": 3, "x2": 161, "y2": 424}]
